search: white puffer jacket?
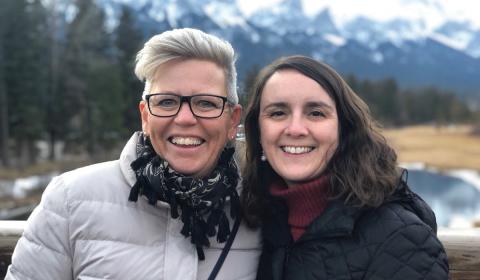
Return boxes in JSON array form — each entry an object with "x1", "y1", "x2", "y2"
[{"x1": 6, "y1": 133, "x2": 261, "y2": 280}]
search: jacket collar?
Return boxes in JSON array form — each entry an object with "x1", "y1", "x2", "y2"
[
  {"x1": 298, "y1": 200, "x2": 364, "y2": 242},
  {"x1": 385, "y1": 174, "x2": 438, "y2": 233},
  {"x1": 263, "y1": 197, "x2": 364, "y2": 246},
  {"x1": 119, "y1": 132, "x2": 141, "y2": 188}
]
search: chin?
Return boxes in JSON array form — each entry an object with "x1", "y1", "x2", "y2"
[
  {"x1": 169, "y1": 164, "x2": 197, "y2": 176},
  {"x1": 282, "y1": 176, "x2": 307, "y2": 183},
  {"x1": 283, "y1": 173, "x2": 319, "y2": 184}
]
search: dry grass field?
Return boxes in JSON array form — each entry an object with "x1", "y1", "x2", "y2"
[{"x1": 383, "y1": 125, "x2": 480, "y2": 172}]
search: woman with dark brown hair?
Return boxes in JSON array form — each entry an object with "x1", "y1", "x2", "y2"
[{"x1": 242, "y1": 55, "x2": 449, "y2": 279}]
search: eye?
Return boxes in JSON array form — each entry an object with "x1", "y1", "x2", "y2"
[
  {"x1": 309, "y1": 110, "x2": 326, "y2": 117},
  {"x1": 262, "y1": 104, "x2": 289, "y2": 119},
  {"x1": 156, "y1": 98, "x2": 178, "y2": 108},
  {"x1": 197, "y1": 100, "x2": 218, "y2": 109},
  {"x1": 268, "y1": 110, "x2": 286, "y2": 118},
  {"x1": 192, "y1": 95, "x2": 224, "y2": 111}
]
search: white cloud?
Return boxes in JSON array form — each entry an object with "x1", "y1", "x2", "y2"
[
  {"x1": 236, "y1": 0, "x2": 283, "y2": 16},
  {"x1": 236, "y1": 0, "x2": 480, "y2": 29}
]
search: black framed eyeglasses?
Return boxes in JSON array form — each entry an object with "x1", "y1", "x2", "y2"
[{"x1": 144, "y1": 93, "x2": 229, "y2": 119}]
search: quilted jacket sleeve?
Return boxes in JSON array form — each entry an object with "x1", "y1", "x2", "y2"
[
  {"x1": 364, "y1": 223, "x2": 449, "y2": 280},
  {"x1": 5, "y1": 176, "x2": 73, "y2": 280}
]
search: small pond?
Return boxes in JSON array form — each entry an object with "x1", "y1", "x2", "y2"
[{"x1": 407, "y1": 168, "x2": 480, "y2": 227}]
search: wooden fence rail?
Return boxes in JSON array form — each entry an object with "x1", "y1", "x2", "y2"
[
  {"x1": 438, "y1": 228, "x2": 480, "y2": 280},
  {"x1": 0, "y1": 220, "x2": 479, "y2": 279}
]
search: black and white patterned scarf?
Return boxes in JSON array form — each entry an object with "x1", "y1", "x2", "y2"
[{"x1": 128, "y1": 133, "x2": 240, "y2": 260}]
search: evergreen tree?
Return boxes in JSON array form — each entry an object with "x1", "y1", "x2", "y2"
[
  {"x1": 42, "y1": 0, "x2": 73, "y2": 161},
  {"x1": 345, "y1": 74, "x2": 359, "y2": 93},
  {"x1": 240, "y1": 64, "x2": 260, "y2": 110},
  {"x1": 357, "y1": 79, "x2": 376, "y2": 114},
  {"x1": 86, "y1": 62, "x2": 125, "y2": 152},
  {"x1": 376, "y1": 78, "x2": 400, "y2": 126},
  {"x1": 62, "y1": 0, "x2": 125, "y2": 158},
  {"x1": 3, "y1": 0, "x2": 50, "y2": 166},
  {"x1": 115, "y1": 5, "x2": 144, "y2": 136},
  {"x1": 0, "y1": 1, "x2": 10, "y2": 166}
]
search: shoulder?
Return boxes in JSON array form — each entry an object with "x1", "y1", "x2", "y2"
[
  {"x1": 56, "y1": 160, "x2": 125, "y2": 199},
  {"x1": 358, "y1": 200, "x2": 433, "y2": 236},
  {"x1": 39, "y1": 160, "x2": 130, "y2": 215},
  {"x1": 357, "y1": 202, "x2": 449, "y2": 279},
  {"x1": 354, "y1": 200, "x2": 440, "y2": 251},
  {"x1": 60, "y1": 160, "x2": 121, "y2": 188}
]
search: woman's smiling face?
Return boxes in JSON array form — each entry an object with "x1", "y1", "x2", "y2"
[
  {"x1": 140, "y1": 59, "x2": 241, "y2": 178},
  {"x1": 259, "y1": 69, "x2": 339, "y2": 187}
]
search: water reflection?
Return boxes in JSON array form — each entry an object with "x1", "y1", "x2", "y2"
[{"x1": 407, "y1": 169, "x2": 480, "y2": 228}]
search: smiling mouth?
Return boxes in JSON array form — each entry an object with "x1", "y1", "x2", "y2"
[
  {"x1": 281, "y1": 146, "x2": 314, "y2": 154},
  {"x1": 169, "y1": 136, "x2": 204, "y2": 146}
]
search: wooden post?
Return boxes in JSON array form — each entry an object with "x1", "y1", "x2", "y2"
[{"x1": 0, "y1": 221, "x2": 24, "y2": 277}]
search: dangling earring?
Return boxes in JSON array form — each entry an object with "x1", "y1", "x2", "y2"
[{"x1": 260, "y1": 150, "x2": 267, "y2": 162}]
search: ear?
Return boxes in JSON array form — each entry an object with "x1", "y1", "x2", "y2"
[
  {"x1": 228, "y1": 104, "x2": 242, "y2": 140},
  {"x1": 139, "y1": 101, "x2": 149, "y2": 133}
]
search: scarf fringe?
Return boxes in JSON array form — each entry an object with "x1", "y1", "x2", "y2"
[{"x1": 128, "y1": 181, "x2": 141, "y2": 202}]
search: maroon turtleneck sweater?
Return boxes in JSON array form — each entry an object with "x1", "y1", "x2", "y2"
[{"x1": 270, "y1": 176, "x2": 330, "y2": 241}]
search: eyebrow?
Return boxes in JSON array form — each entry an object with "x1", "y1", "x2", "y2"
[
  {"x1": 149, "y1": 92, "x2": 222, "y2": 96},
  {"x1": 305, "y1": 101, "x2": 334, "y2": 110},
  {"x1": 262, "y1": 102, "x2": 288, "y2": 110},
  {"x1": 262, "y1": 101, "x2": 334, "y2": 110}
]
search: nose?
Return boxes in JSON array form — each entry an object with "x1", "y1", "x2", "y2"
[
  {"x1": 174, "y1": 102, "x2": 197, "y2": 125},
  {"x1": 284, "y1": 113, "x2": 308, "y2": 137}
]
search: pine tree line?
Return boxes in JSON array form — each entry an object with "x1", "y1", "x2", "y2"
[
  {"x1": 241, "y1": 67, "x2": 475, "y2": 127},
  {"x1": 345, "y1": 75, "x2": 473, "y2": 127},
  {"x1": 0, "y1": 0, "x2": 144, "y2": 168}
]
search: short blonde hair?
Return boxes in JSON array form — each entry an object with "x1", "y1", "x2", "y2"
[{"x1": 135, "y1": 28, "x2": 238, "y2": 104}]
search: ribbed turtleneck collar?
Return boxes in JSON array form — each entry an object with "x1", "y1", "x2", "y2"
[{"x1": 270, "y1": 175, "x2": 330, "y2": 241}]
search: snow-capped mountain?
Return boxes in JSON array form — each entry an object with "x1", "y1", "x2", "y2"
[
  {"x1": 97, "y1": 0, "x2": 480, "y2": 97},
  {"x1": 434, "y1": 21, "x2": 480, "y2": 57},
  {"x1": 249, "y1": 0, "x2": 309, "y2": 35}
]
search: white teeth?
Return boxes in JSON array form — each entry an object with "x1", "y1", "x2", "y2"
[
  {"x1": 171, "y1": 137, "x2": 202, "y2": 146},
  {"x1": 282, "y1": 146, "x2": 313, "y2": 154}
]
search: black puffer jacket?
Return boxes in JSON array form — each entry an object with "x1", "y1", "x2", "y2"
[{"x1": 257, "y1": 181, "x2": 449, "y2": 280}]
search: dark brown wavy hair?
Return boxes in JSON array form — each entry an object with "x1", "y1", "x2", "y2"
[{"x1": 241, "y1": 55, "x2": 400, "y2": 227}]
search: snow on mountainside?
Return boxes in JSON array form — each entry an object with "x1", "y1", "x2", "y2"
[
  {"x1": 249, "y1": 0, "x2": 309, "y2": 35},
  {"x1": 249, "y1": 0, "x2": 480, "y2": 58},
  {"x1": 434, "y1": 21, "x2": 480, "y2": 57},
  {"x1": 96, "y1": 0, "x2": 480, "y2": 97}
]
